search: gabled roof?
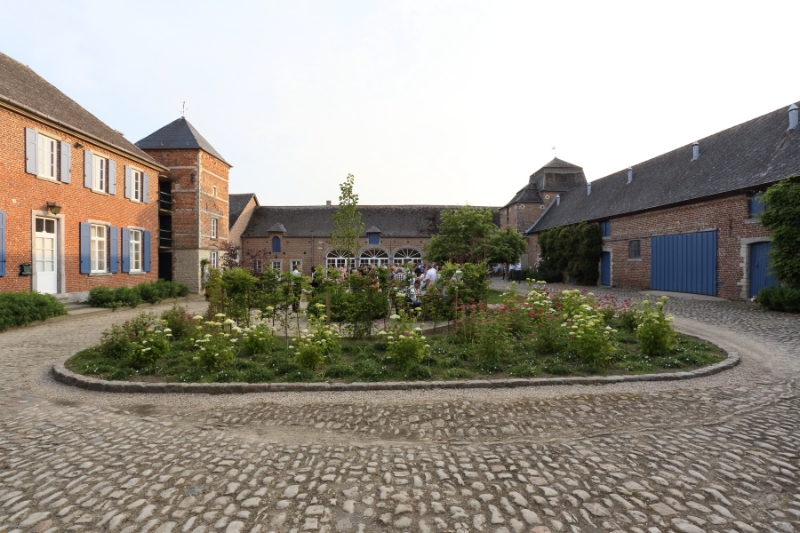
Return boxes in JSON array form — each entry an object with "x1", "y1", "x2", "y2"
[
  {"x1": 365, "y1": 226, "x2": 382, "y2": 234},
  {"x1": 136, "y1": 117, "x2": 229, "y2": 164},
  {"x1": 243, "y1": 205, "x2": 500, "y2": 239},
  {"x1": 503, "y1": 182, "x2": 543, "y2": 207},
  {"x1": 267, "y1": 223, "x2": 287, "y2": 233},
  {"x1": 536, "y1": 157, "x2": 582, "y2": 170},
  {"x1": 229, "y1": 193, "x2": 259, "y2": 228},
  {"x1": 0, "y1": 52, "x2": 162, "y2": 169},
  {"x1": 528, "y1": 101, "x2": 800, "y2": 234}
]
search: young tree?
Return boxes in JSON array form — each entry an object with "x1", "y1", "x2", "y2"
[
  {"x1": 329, "y1": 174, "x2": 365, "y2": 265},
  {"x1": 760, "y1": 178, "x2": 800, "y2": 288},
  {"x1": 426, "y1": 207, "x2": 527, "y2": 264}
]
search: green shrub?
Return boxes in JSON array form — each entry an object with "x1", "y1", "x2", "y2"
[
  {"x1": 0, "y1": 291, "x2": 67, "y2": 331},
  {"x1": 241, "y1": 325, "x2": 278, "y2": 355},
  {"x1": 755, "y1": 285, "x2": 800, "y2": 313},
  {"x1": 636, "y1": 296, "x2": 676, "y2": 355},
  {"x1": 88, "y1": 280, "x2": 190, "y2": 309},
  {"x1": 160, "y1": 305, "x2": 194, "y2": 340}
]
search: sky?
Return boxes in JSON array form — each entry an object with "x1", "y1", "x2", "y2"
[{"x1": 3, "y1": 1, "x2": 800, "y2": 207}]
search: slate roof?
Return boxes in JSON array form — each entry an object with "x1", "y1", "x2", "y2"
[
  {"x1": 528, "y1": 102, "x2": 800, "y2": 234},
  {"x1": 136, "y1": 117, "x2": 229, "y2": 164},
  {"x1": 229, "y1": 193, "x2": 258, "y2": 228},
  {"x1": 0, "y1": 52, "x2": 162, "y2": 168},
  {"x1": 504, "y1": 182, "x2": 543, "y2": 207},
  {"x1": 243, "y1": 205, "x2": 499, "y2": 238}
]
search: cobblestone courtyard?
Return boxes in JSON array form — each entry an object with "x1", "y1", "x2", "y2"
[{"x1": 2, "y1": 284, "x2": 800, "y2": 533}]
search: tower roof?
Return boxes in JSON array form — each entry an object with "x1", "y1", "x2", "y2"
[{"x1": 136, "y1": 117, "x2": 229, "y2": 164}]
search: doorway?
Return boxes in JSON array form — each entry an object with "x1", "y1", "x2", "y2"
[{"x1": 34, "y1": 216, "x2": 58, "y2": 294}]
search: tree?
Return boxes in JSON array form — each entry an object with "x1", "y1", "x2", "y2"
[
  {"x1": 425, "y1": 207, "x2": 527, "y2": 264},
  {"x1": 760, "y1": 178, "x2": 800, "y2": 288},
  {"x1": 536, "y1": 222, "x2": 602, "y2": 285},
  {"x1": 329, "y1": 174, "x2": 364, "y2": 264}
]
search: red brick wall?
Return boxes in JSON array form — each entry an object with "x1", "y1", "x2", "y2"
[
  {"x1": 527, "y1": 193, "x2": 771, "y2": 300},
  {"x1": 144, "y1": 149, "x2": 199, "y2": 250},
  {"x1": 0, "y1": 106, "x2": 161, "y2": 294},
  {"x1": 242, "y1": 236, "x2": 429, "y2": 275}
]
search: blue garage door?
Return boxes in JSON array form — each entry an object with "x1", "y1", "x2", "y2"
[
  {"x1": 600, "y1": 251, "x2": 611, "y2": 286},
  {"x1": 651, "y1": 231, "x2": 717, "y2": 296},
  {"x1": 749, "y1": 242, "x2": 779, "y2": 298}
]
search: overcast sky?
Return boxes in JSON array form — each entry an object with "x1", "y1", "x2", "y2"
[{"x1": 3, "y1": 1, "x2": 799, "y2": 206}]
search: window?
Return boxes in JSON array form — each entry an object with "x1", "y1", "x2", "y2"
[
  {"x1": 210, "y1": 251, "x2": 218, "y2": 269},
  {"x1": 359, "y1": 249, "x2": 389, "y2": 266},
  {"x1": 326, "y1": 250, "x2": 353, "y2": 269},
  {"x1": 252, "y1": 259, "x2": 264, "y2": 273},
  {"x1": 393, "y1": 248, "x2": 422, "y2": 265},
  {"x1": 90, "y1": 225, "x2": 107, "y2": 272},
  {"x1": 93, "y1": 155, "x2": 109, "y2": 192},
  {"x1": 271, "y1": 260, "x2": 282, "y2": 272},
  {"x1": 213, "y1": 186, "x2": 217, "y2": 197},
  {"x1": 749, "y1": 192, "x2": 766, "y2": 218},
  {"x1": 130, "y1": 230, "x2": 142, "y2": 271},
  {"x1": 272, "y1": 236, "x2": 281, "y2": 252},
  {"x1": 37, "y1": 134, "x2": 58, "y2": 180},
  {"x1": 290, "y1": 260, "x2": 302, "y2": 272},
  {"x1": 211, "y1": 218, "x2": 218, "y2": 239},
  {"x1": 599, "y1": 220, "x2": 610, "y2": 237},
  {"x1": 131, "y1": 169, "x2": 143, "y2": 201},
  {"x1": 368, "y1": 232, "x2": 380, "y2": 245},
  {"x1": 629, "y1": 240, "x2": 641, "y2": 259}
]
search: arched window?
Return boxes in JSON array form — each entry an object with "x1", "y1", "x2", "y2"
[
  {"x1": 272, "y1": 236, "x2": 281, "y2": 253},
  {"x1": 360, "y1": 249, "x2": 389, "y2": 266},
  {"x1": 393, "y1": 248, "x2": 422, "y2": 265},
  {"x1": 326, "y1": 250, "x2": 353, "y2": 269}
]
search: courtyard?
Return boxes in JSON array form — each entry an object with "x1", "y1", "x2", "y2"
[{"x1": 1, "y1": 281, "x2": 800, "y2": 533}]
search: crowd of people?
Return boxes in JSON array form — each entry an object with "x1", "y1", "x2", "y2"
[{"x1": 489, "y1": 261, "x2": 524, "y2": 281}]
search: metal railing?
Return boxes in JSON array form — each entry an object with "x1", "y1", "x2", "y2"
[
  {"x1": 159, "y1": 228, "x2": 172, "y2": 248},
  {"x1": 159, "y1": 190, "x2": 172, "y2": 211}
]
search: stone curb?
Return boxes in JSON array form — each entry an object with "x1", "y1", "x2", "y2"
[{"x1": 51, "y1": 350, "x2": 740, "y2": 395}]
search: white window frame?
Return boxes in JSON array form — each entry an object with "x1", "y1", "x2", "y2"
[
  {"x1": 90, "y1": 224, "x2": 107, "y2": 273},
  {"x1": 290, "y1": 260, "x2": 302, "y2": 272},
  {"x1": 212, "y1": 186, "x2": 217, "y2": 197},
  {"x1": 132, "y1": 169, "x2": 143, "y2": 202},
  {"x1": 326, "y1": 251, "x2": 354, "y2": 270},
  {"x1": 130, "y1": 229, "x2": 143, "y2": 272},
  {"x1": 37, "y1": 133, "x2": 58, "y2": 180},
  {"x1": 210, "y1": 251, "x2": 218, "y2": 269},
  {"x1": 211, "y1": 218, "x2": 218, "y2": 239},
  {"x1": 271, "y1": 260, "x2": 282, "y2": 272},
  {"x1": 93, "y1": 154, "x2": 108, "y2": 192}
]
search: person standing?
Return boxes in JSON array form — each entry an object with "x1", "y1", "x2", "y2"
[
  {"x1": 424, "y1": 262, "x2": 438, "y2": 290},
  {"x1": 291, "y1": 266, "x2": 302, "y2": 312}
]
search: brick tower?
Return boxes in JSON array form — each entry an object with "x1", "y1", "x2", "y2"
[{"x1": 136, "y1": 118, "x2": 230, "y2": 293}]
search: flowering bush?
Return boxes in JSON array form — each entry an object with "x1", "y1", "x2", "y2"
[
  {"x1": 240, "y1": 324, "x2": 277, "y2": 355},
  {"x1": 636, "y1": 296, "x2": 676, "y2": 355},
  {"x1": 565, "y1": 303, "x2": 615, "y2": 366},
  {"x1": 98, "y1": 313, "x2": 171, "y2": 368},
  {"x1": 381, "y1": 310, "x2": 430, "y2": 367},
  {"x1": 191, "y1": 313, "x2": 238, "y2": 372}
]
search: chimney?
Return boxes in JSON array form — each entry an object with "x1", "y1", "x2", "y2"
[
  {"x1": 691, "y1": 142, "x2": 700, "y2": 161},
  {"x1": 326, "y1": 200, "x2": 332, "y2": 205},
  {"x1": 627, "y1": 167, "x2": 633, "y2": 184},
  {"x1": 790, "y1": 104, "x2": 799, "y2": 130},
  {"x1": 587, "y1": 183, "x2": 592, "y2": 195},
  {"x1": 556, "y1": 194, "x2": 560, "y2": 206}
]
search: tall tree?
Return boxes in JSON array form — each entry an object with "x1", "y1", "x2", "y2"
[
  {"x1": 426, "y1": 207, "x2": 526, "y2": 264},
  {"x1": 329, "y1": 174, "x2": 365, "y2": 263}
]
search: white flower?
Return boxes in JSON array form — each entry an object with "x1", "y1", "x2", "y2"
[
  {"x1": 390, "y1": 314, "x2": 401, "y2": 320},
  {"x1": 224, "y1": 318, "x2": 235, "y2": 325},
  {"x1": 215, "y1": 313, "x2": 226, "y2": 318},
  {"x1": 192, "y1": 315, "x2": 203, "y2": 321}
]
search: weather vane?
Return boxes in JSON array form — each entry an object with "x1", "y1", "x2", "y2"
[
  {"x1": 181, "y1": 101, "x2": 188, "y2": 117},
  {"x1": 552, "y1": 146, "x2": 556, "y2": 158}
]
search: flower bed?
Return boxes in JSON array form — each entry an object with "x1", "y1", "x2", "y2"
[{"x1": 66, "y1": 285, "x2": 724, "y2": 384}]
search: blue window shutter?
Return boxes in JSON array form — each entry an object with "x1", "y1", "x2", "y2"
[
  {"x1": 84, "y1": 151, "x2": 93, "y2": 188},
  {"x1": 59, "y1": 141, "x2": 71, "y2": 183},
  {"x1": 80, "y1": 222, "x2": 91, "y2": 274},
  {"x1": 108, "y1": 160, "x2": 116, "y2": 195},
  {"x1": 0, "y1": 210, "x2": 6, "y2": 277},
  {"x1": 109, "y1": 226, "x2": 119, "y2": 273},
  {"x1": 121, "y1": 228, "x2": 130, "y2": 273},
  {"x1": 25, "y1": 128, "x2": 38, "y2": 175},
  {"x1": 143, "y1": 230, "x2": 152, "y2": 272},
  {"x1": 143, "y1": 173, "x2": 150, "y2": 204},
  {"x1": 124, "y1": 166, "x2": 132, "y2": 199},
  {"x1": 272, "y1": 236, "x2": 281, "y2": 253}
]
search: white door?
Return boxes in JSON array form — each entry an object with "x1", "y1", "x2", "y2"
[{"x1": 34, "y1": 217, "x2": 58, "y2": 294}]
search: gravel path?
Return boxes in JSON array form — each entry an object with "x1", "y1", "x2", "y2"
[{"x1": 1, "y1": 287, "x2": 800, "y2": 533}]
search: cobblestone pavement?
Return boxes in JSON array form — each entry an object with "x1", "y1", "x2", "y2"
[{"x1": 2, "y1": 290, "x2": 800, "y2": 533}]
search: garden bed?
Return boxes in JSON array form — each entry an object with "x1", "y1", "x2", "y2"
[{"x1": 65, "y1": 286, "x2": 725, "y2": 386}]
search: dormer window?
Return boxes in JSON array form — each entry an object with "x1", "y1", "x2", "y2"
[
  {"x1": 368, "y1": 233, "x2": 379, "y2": 245},
  {"x1": 272, "y1": 236, "x2": 281, "y2": 252}
]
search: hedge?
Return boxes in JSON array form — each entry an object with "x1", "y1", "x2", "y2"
[
  {"x1": 88, "y1": 280, "x2": 190, "y2": 309},
  {"x1": 0, "y1": 292, "x2": 67, "y2": 331}
]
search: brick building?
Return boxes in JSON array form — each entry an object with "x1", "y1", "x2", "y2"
[
  {"x1": 237, "y1": 205, "x2": 495, "y2": 275},
  {"x1": 0, "y1": 52, "x2": 166, "y2": 301},
  {"x1": 510, "y1": 102, "x2": 800, "y2": 301},
  {"x1": 135, "y1": 118, "x2": 231, "y2": 293}
]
